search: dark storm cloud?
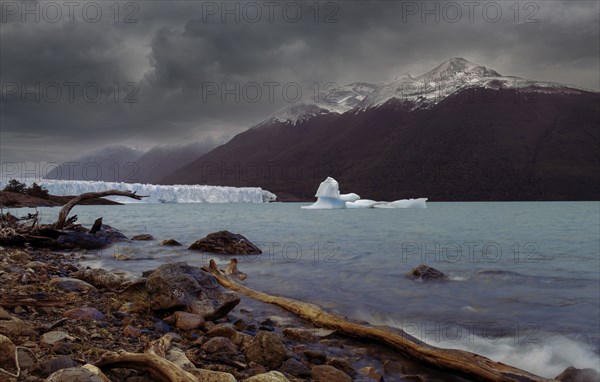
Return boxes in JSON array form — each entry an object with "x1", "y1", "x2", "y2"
[{"x1": 1, "y1": 0, "x2": 598, "y2": 165}]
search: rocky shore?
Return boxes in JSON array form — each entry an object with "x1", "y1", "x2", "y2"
[{"x1": 0, "y1": 243, "x2": 476, "y2": 382}]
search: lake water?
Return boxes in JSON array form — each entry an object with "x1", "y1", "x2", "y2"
[{"x1": 15, "y1": 201, "x2": 600, "y2": 378}]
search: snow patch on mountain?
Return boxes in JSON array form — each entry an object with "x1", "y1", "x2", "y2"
[{"x1": 260, "y1": 58, "x2": 594, "y2": 124}]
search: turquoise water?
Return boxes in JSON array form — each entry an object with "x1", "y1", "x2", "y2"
[{"x1": 15, "y1": 202, "x2": 600, "y2": 377}]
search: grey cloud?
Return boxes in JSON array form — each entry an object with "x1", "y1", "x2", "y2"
[{"x1": 1, "y1": 0, "x2": 598, "y2": 164}]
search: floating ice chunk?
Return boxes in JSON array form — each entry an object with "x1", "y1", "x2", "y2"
[
  {"x1": 346, "y1": 199, "x2": 380, "y2": 208},
  {"x1": 303, "y1": 177, "x2": 427, "y2": 209},
  {"x1": 339, "y1": 193, "x2": 360, "y2": 202},
  {"x1": 371, "y1": 198, "x2": 428, "y2": 209},
  {"x1": 315, "y1": 177, "x2": 341, "y2": 198},
  {"x1": 301, "y1": 196, "x2": 347, "y2": 209}
]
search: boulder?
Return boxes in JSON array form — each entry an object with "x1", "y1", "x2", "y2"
[
  {"x1": 407, "y1": 264, "x2": 447, "y2": 281},
  {"x1": 554, "y1": 366, "x2": 600, "y2": 382},
  {"x1": 327, "y1": 357, "x2": 357, "y2": 376},
  {"x1": 160, "y1": 239, "x2": 182, "y2": 246},
  {"x1": 279, "y1": 358, "x2": 311, "y2": 378},
  {"x1": 73, "y1": 268, "x2": 129, "y2": 289},
  {"x1": 190, "y1": 369, "x2": 237, "y2": 382},
  {"x1": 245, "y1": 371, "x2": 291, "y2": 382},
  {"x1": 45, "y1": 367, "x2": 103, "y2": 382},
  {"x1": 63, "y1": 307, "x2": 105, "y2": 321},
  {"x1": 188, "y1": 230, "x2": 261, "y2": 255},
  {"x1": 145, "y1": 262, "x2": 240, "y2": 320},
  {"x1": 49, "y1": 278, "x2": 96, "y2": 292},
  {"x1": 164, "y1": 311, "x2": 205, "y2": 331},
  {"x1": 244, "y1": 330, "x2": 287, "y2": 369},
  {"x1": 131, "y1": 234, "x2": 154, "y2": 241},
  {"x1": 206, "y1": 322, "x2": 237, "y2": 339},
  {"x1": 201, "y1": 336, "x2": 238, "y2": 356},
  {"x1": 0, "y1": 334, "x2": 18, "y2": 377},
  {"x1": 56, "y1": 226, "x2": 126, "y2": 249},
  {"x1": 311, "y1": 365, "x2": 352, "y2": 382}
]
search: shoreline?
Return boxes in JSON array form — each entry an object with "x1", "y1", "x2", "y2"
[
  {"x1": 0, "y1": 242, "x2": 471, "y2": 382},
  {"x1": 0, "y1": 191, "x2": 122, "y2": 209}
]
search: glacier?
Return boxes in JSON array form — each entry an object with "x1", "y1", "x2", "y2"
[
  {"x1": 0, "y1": 179, "x2": 277, "y2": 204},
  {"x1": 302, "y1": 177, "x2": 427, "y2": 209}
]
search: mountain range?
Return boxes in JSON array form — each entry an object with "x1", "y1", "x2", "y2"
[
  {"x1": 49, "y1": 58, "x2": 600, "y2": 201},
  {"x1": 161, "y1": 58, "x2": 599, "y2": 201}
]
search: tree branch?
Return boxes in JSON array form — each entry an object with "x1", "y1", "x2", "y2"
[{"x1": 53, "y1": 190, "x2": 146, "y2": 229}]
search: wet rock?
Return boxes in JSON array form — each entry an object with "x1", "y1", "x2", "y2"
[
  {"x1": 358, "y1": 366, "x2": 384, "y2": 381},
  {"x1": 63, "y1": 308, "x2": 105, "y2": 321},
  {"x1": 245, "y1": 371, "x2": 291, "y2": 382},
  {"x1": 244, "y1": 331, "x2": 287, "y2": 369},
  {"x1": 41, "y1": 331, "x2": 71, "y2": 345},
  {"x1": 166, "y1": 348, "x2": 195, "y2": 371},
  {"x1": 407, "y1": 264, "x2": 447, "y2": 281},
  {"x1": 56, "y1": 226, "x2": 126, "y2": 249},
  {"x1": 279, "y1": 358, "x2": 311, "y2": 378},
  {"x1": 164, "y1": 311, "x2": 205, "y2": 331},
  {"x1": 0, "y1": 334, "x2": 18, "y2": 377},
  {"x1": 123, "y1": 325, "x2": 142, "y2": 337},
  {"x1": 0, "y1": 308, "x2": 34, "y2": 336},
  {"x1": 50, "y1": 278, "x2": 96, "y2": 292},
  {"x1": 72, "y1": 268, "x2": 129, "y2": 289},
  {"x1": 327, "y1": 357, "x2": 356, "y2": 376},
  {"x1": 34, "y1": 355, "x2": 77, "y2": 377},
  {"x1": 159, "y1": 239, "x2": 182, "y2": 246},
  {"x1": 131, "y1": 234, "x2": 154, "y2": 241},
  {"x1": 304, "y1": 349, "x2": 327, "y2": 365},
  {"x1": 201, "y1": 337, "x2": 238, "y2": 356},
  {"x1": 232, "y1": 331, "x2": 253, "y2": 348},
  {"x1": 145, "y1": 263, "x2": 240, "y2": 320},
  {"x1": 188, "y1": 230, "x2": 261, "y2": 255},
  {"x1": 311, "y1": 365, "x2": 352, "y2": 382},
  {"x1": 383, "y1": 359, "x2": 406, "y2": 375},
  {"x1": 283, "y1": 328, "x2": 335, "y2": 343},
  {"x1": 206, "y1": 323, "x2": 237, "y2": 339},
  {"x1": 45, "y1": 366, "x2": 103, "y2": 382},
  {"x1": 555, "y1": 366, "x2": 600, "y2": 382},
  {"x1": 190, "y1": 369, "x2": 237, "y2": 382}
]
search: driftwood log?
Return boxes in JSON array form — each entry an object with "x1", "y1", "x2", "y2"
[
  {"x1": 206, "y1": 259, "x2": 555, "y2": 382},
  {"x1": 53, "y1": 190, "x2": 145, "y2": 229},
  {"x1": 95, "y1": 333, "x2": 197, "y2": 382}
]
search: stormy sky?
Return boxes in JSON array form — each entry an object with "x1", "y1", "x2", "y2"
[{"x1": 1, "y1": 0, "x2": 598, "y2": 167}]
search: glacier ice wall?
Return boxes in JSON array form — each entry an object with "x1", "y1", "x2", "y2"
[{"x1": 0, "y1": 180, "x2": 276, "y2": 203}]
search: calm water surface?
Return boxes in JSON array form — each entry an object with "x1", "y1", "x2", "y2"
[{"x1": 19, "y1": 202, "x2": 600, "y2": 377}]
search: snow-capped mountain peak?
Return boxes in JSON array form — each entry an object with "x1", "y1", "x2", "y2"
[
  {"x1": 419, "y1": 57, "x2": 501, "y2": 82},
  {"x1": 259, "y1": 58, "x2": 593, "y2": 125}
]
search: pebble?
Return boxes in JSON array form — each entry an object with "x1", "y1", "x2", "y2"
[
  {"x1": 279, "y1": 358, "x2": 311, "y2": 378},
  {"x1": 63, "y1": 307, "x2": 105, "y2": 321},
  {"x1": 123, "y1": 325, "x2": 142, "y2": 338},
  {"x1": 49, "y1": 277, "x2": 96, "y2": 292},
  {"x1": 244, "y1": 370, "x2": 291, "y2": 382},
  {"x1": 304, "y1": 349, "x2": 327, "y2": 365},
  {"x1": 311, "y1": 365, "x2": 352, "y2": 382},
  {"x1": 201, "y1": 336, "x2": 238, "y2": 356},
  {"x1": 164, "y1": 311, "x2": 205, "y2": 331},
  {"x1": 206, "y1": 323, "x2": 237, "y2": 339},
  {"x1": 327, "y1": 357, "x2": 357, "y2": 376}
]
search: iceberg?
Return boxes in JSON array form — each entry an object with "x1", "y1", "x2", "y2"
[
  {"x1": 302, "y1": 177, "x2": 427, "y2": 209},
  {"x1": 0, "y1": 179, "x2": 276, "y2": 204}
]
